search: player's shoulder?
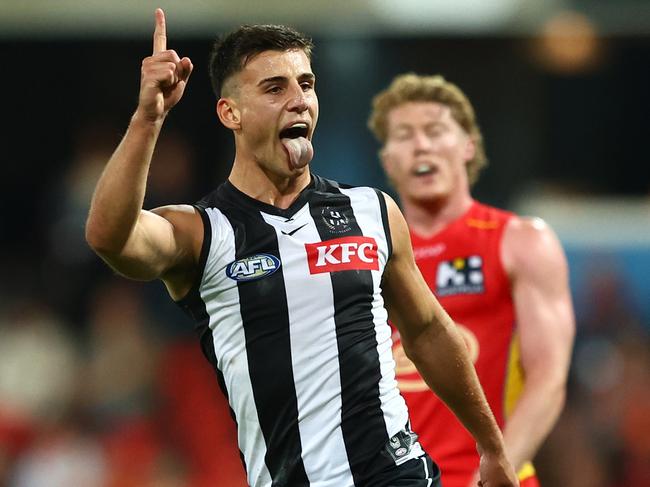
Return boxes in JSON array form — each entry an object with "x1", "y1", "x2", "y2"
[
  {"x1": 469, "y1": 199, "x2": 553, "y2": 239},
  {"x1": 458, "y1": 200, "x2": 514, "y2": 235},
  {"x1": 504, "y1": 214, "x2": 556, "y2": 244},
  {"x1": 151, "y1": 204, "x2": 202, "y2": 227},
  {"x1": 502, "y1": 213, "x2": 565, "y2": 274},
  {"x1": 312, "y1": 173, "x2": 377, "y2": 192},
  {"x1": 470, "y1": 200, "x2": 515, "y2": 222},
  {"x1": 194, "y1": 182, "x2": 233, "y2": 210},
  {"x1": 312, "y1": 173, "x2": 386, "y2": 203}
]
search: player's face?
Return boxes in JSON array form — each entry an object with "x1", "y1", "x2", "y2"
[
  {"x1": 381, "y1": 101, "x2": 474, "y2": 204},
  {"x1": 232, "y1": 49, "x2": 318, "y2": 177}
]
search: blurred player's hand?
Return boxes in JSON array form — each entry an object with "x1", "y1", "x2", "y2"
[{"x1": 137, "y1": 8, "x2": 193, "y2": 122}]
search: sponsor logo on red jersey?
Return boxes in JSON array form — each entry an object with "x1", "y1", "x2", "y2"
[
  {"x1": 305, "y1": 236, "x2": 379, "y2": 274},
  {"x1": 436, "y1": 255, "x2": 485, "y2": 296}
]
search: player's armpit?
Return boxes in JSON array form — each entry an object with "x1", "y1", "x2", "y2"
[{"x1": 92, "y1": 204, "x2": 202, "y2": 297}]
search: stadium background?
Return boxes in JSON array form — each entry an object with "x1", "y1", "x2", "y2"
[{"x1": 0, "y1": 1, "x2": 648, "y2": 486}]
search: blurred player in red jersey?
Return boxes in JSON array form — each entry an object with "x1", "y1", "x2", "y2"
[{"x1": 368, "y1": 74, "x2": 575, "y2": 487}]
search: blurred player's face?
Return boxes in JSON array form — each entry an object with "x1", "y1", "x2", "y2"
[
  {"x1": 381, "y1": 101, "x2": 474, "y2": 204},
  {"x1": 228, "y1": 49, "x2": 318, "y2": 178}
]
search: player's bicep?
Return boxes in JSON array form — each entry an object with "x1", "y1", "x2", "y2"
[
  {"x1": 101, "y1": 204, "x2": 199, "y2": 282},
  {"x1": 504, "y1": 218, "x2": 575, "y2": 380}
]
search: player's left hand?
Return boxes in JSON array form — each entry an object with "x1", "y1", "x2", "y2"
[{"x1": 476, "y1": 445, "x2": 519, "y2": 487}]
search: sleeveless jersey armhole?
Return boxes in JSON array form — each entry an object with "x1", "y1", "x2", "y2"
[
  {"x1": 374, "y1": 189, "x2": 393, "y2": 260},
  {"x1": 174, "y1": 204, "x2": 212, "y2": 309}
]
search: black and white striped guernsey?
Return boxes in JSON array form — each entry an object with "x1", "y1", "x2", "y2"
[{"x1": 177, "y1": 174, "x2": 424, "y2": 487}]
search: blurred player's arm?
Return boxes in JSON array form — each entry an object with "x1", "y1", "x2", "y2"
[
  {"x1": 85, "y1": 9, "x2": 199, "y2": 299},
  {"x1": 499, "y1": 217, "x2": 575, "y2": 472},
  {"x1": 381, "y1": 194, "x2": 518, "y2": 487}
]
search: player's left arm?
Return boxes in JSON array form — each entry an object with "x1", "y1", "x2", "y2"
[
  {"x1": 382, "y1": 193, "x2": 518, "y2": 487},
  {"x1": 500, "y1": 216, "x2": 575, "y2": 472}
]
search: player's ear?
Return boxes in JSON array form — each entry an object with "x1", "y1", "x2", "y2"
[
  {"x1": 380, "y1": 147, "x2": 397, "y2": 175},
  {"x1": 217, "y1": 98, "x2": 241, "y2": 130},
  {"x1": 379, "y1": 147, "x2": 390, "y2": 170},
  {"x1": 380, "y1": 148, "x2": 398, "y2": 187},
  {"x1": 463, "y1": 137, "x2": 476, "y2": 162}
]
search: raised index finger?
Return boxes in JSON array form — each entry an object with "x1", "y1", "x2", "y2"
[{"x1": 153, "y1": 8, "x2": 167, "y2": 54}]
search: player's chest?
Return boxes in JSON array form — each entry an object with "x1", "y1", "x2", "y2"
[
  {"x1": 412, "y1": 237, "x2": 505, "y2": 302},
  {"x1": 217, "y1": 205, "x2": 387, "y2": 289}
]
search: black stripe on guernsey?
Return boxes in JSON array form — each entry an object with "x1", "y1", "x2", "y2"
[
  {"x1": 218, "y1": 203, "x2": 310, "y2": 487},
  {"x1": 309, "y1": 181, "x2": 391, "y2": 485},
  {"x1": 374, "y1": 189, "x2": 392, "y2": 259}
]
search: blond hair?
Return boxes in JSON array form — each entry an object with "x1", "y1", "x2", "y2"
[{"x1": 368, "y1": 73, "x2": 487, "y2": 185}]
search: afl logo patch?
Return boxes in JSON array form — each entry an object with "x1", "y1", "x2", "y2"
[{"x1": 226, "y1": 254, "x2": 281, "y2": 281}]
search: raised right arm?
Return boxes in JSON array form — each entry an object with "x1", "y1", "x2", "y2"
[{"x1": 85, "y1": 9, "x2": 198, "y2": 299}]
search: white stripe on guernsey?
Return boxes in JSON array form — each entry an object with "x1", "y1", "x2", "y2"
[
  {"x1": 261, "y1": 208, "x2": 355, "y2": 487},
  {"x1": 422, "y1": 456, "x2": 433, "y2": 487},
  {"x1": 201, "y1": 208, "x2": 272, "y2": 487},
  {"x1": 341, "y1": 187, "x2": 424, "y2": 464}
]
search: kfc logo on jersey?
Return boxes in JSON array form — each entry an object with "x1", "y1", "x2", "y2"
[
  {"x1": 436, "y1": 255, "x2": 485, "y2": 296},
  {"x1": 305, "y1": 236, "x2": 379, "y2": 274}
]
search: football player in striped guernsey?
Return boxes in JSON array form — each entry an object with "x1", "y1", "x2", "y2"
[
  {"x1": 369, "y1": 73, "x2": 575, "y2": 487},
  {"x1": 86, "y1": 9, "x2": 518, "y2": 487}
]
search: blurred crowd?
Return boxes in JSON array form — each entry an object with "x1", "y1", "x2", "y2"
[
  {"x1": 0, "y1": 126, "x2": 245, "y2": 487},
  {"x1": 535, "y1": 257, "x2": 650, "y2": 486},
  {"x1": 0, "y1": 119, "x2": 648, "y2": 487}
]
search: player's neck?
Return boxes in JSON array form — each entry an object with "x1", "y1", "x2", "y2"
[
  {"x1": 402, "y1": 191, "x2": 473, "y2": 238},
  {"x1": 228, "y1": 158, "x2": 311, "y2": 209}
]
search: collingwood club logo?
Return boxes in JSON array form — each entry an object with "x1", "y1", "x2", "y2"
[
  {"x1": 321, "y1": 206, "x2": 351, "y2": 234},
  {"x1": 226, "y1": 254, "x2": 281, "y2": 281},
  {"x1": 436, "y1": 255, "x2": 485, "y2": 296}
]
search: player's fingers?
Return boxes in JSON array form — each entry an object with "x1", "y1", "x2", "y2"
[
  {"x1": 143, "y1": 55, "x2": 188, "y2": 84},
  {"x1": 179, "y1": 57, "x2": 193, "y2": 81},
  {"x1": 148, "y1": 62, "x2": 180, "y2": 86},
  {"x1": 150, "y1": 49, "x2": 181, "y2": 64},
  {"x1": 153, "y1": 8, "x2": 167, "y2": 54}
]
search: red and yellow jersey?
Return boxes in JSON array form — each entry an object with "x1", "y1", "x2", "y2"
[{"x1": 392, "y1": 200, "x2": 538, "y2": 487}]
